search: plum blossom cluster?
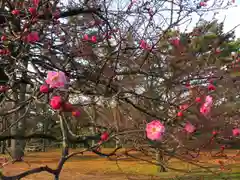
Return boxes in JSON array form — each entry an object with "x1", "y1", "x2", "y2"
[
  {"x1": 146, "y1": 93, "x2": 238, "y2": 141},
  {"x1": 38, "y1": 71, "x2": 112, "y2": 145},
  {"x1": 83, "y1": 34, "x2": 97, "y2": 43},
  {"x1": 139, "y1": 40, "x2": 151, "y2": 51},
  {"x1": 25, "y1": 32, "x2": 40, "y2": 43},
  {"x1": 39, "y1": 71, "x2": 80, "y2": 117},
  {"x1": 200, "y1": 95, "x2": 213, "y2": 116},
  {"x1": 199, "y1": 0, "x2": 207, "y2": 7},
  {"x1": 232, "y1": 128, "x2": 240, "y2": 136},
  {"x1": 39, "y1": 71, "x2": 111, "y2": 144},
  {"x1": 140, "y1": 36, "x2": 181, "y2": 51},
  {"x1": 177, "y1": 78, "x2": 216, "y2": 118},
  {"x1": 145, "y1": 120, "x2": 197, "y2": 141},
  {"x1": 146, "y1": 118, "x2": 240, "y2": 141},
  {"x1": 184, "y1": 122, "x2": 196, "y2": 134},
  {"x1": 0, "y1": 0, "x2": 63, "y2": 56},
  {"x1": 0, "y1": 85, "x2": 9, "y2": 93}
]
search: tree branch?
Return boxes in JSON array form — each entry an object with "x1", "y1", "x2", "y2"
[
  {"x1": 1, "y1": 166, "x2": 56, "y2": 180},
  {"x1": 38, "y1": 7, "x2": 101, "y2": 19}
]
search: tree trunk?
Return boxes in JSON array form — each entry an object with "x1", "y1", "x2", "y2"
[
  {"x1": 11, "y1": 111, "x2": 27, "y2": 161},
  {"x1": 10, "y1": 87, "x2": 23, "y2": 161},
  {"x1": 91, "y1": 102, "x2": 97, "y2": 147},
  {"x1": 43, "y1": 119, "x2": 49, "y2": 152},
  {"x1": 115, "y1": 137, "x2": 120, "y2": 148},
  {"x1": 0, "y1": 141, "x2": 5, "y2": 154},
  {"x1": 156, "y1": 149, "x2": 167, "y2": 172},
  {"x1": 71, "y1": 122, "x2": 78, "y2": 149},
  {"x1": 1, "y1": 118, "x2": 6, "y2": 154},
  {"x1": 113, "y1": 103, "x2": 121, "y2": 148},
  {"x1": 11, "y1": 125, "x2": 25, "y2": 161},
  {"x1": 11, "y1": 64, "x2": 27, "y2": 161},
  {"x1": 43, "y1": 110, "x2": 50, "y2": 152}
]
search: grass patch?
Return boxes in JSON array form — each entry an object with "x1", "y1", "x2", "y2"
[{"x1": 176, "y1": 172, "x2": 240, "y2": 180}]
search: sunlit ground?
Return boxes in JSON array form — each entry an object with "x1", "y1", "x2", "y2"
[{"x1": 1, "y1": 148, "x2": 240, "y2": 179}]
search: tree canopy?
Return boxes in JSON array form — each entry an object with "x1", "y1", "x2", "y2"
[{"x1": 0, "y1": 0, "x2": 239, "y2": 179}]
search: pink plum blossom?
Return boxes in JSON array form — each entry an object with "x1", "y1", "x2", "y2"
[
  {"x1": 146, "y1": 120, "x2": 165, "y2": 141},
  {"x1": 232, "y1": 128, "x2": 240, "y2": 136},
  {"x1": 170, "y1": 38, "x2": 180, "y2": 47},
  {"x1": 199, "y1": 1, "x2": 207, "y2": 6},
  {"x1": 101, "y1": 132, "x2": 109, "y2": 141},
  {"x1": 195, "y1": 97, "x2": 201, "y2": 103},
  {"x1": 33, "y1": 0, "x2": 40, "y2": 7},
  {"x1": 140, "y1": 40, "x2": 151, "y2": 50},
  {"x1": 91, "y1": 36, "x2": 97, "y2": 43},
  {"x1": 72, "y1": 110, "x2": 81, "y2": 117},
  {"x1": 200, "y1": 95, "x2": 213, "y2": 116},
  {"x1": 200, "y1": 105, "x2": 211, "y2": 115},
  {"x1": 40, "y1": 84, "x2": 49, "y2": 93},
  {"x1": 83, "y1": 34, "x2": 89, "y2": 41},
  {"x1": 208, "y1": 84, "x2": 216, "y2": 91},
  {"x1": 185, "y1": 122, "x2": 196, "y2": 134},
  {"x1": 50, "y1": 96, "x2": 62, "y2": 110},
  {"x1": 53, "y1": 9, "x2": 61, "y2": 19},
  {"x1": 45, "y1": 71, "x2": 67, "y2": 88},
  {"x1": 12, "y1": 9, "x2": 20, "y2": 15},
  {"x1": 29, "y1": 7, "x2": 37, "y2": 16},
  {"x1": 27, "y1": 32, "x2": 39, "y2": 43},
  {"x1": 205, "y1": 95, "x2": 213, "y2": 106},
  {"x1": 179, "y1": 104, "x2": 188, "y2": 110}
]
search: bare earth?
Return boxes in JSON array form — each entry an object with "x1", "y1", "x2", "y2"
[
  {"x1": 1, "y1": 149, "x2": 162, "y2": 180},
  {"x1": 2, "y1": 149, "x2": 240, "y2": 180}
]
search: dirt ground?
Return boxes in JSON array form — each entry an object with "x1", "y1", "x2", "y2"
[
  {"x1": 1, "y1": 149, "x2": 240, "y2": 180},
  {"x1": 1, "y1": 149, "x2": 164, "y2": 180},
  {"x1": 2, "y1": 163, "x2": 161, "y2": 180}
]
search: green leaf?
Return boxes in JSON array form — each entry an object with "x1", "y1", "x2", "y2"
[
  {"x1": 148, "y1": 139, "x2": 162, "y2": 147},
  {"x1": 212, "y1": 80, "x2": 217, "y2": 86},
  {"x1": 194, "y1": 131, "x2": 201, "y2": 136}
]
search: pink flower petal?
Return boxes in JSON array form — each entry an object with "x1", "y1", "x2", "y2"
[
  {"x1": 185, "y1": 122, "x2": 196, "y2": 133},
  {"x1": 146, "y1": 120, "x2": 165, "y2": 140},
  {"x1": 45, "y1": 71, "x2": 68, "y2": 88}
]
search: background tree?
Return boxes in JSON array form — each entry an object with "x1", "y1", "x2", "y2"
[{"x1": 0, "y1": 0, "x2": 239, "y2": 179}]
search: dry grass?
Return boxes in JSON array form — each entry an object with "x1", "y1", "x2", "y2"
[{"x1": 1, "y1": 148, "x2": 240, "y2": 180}]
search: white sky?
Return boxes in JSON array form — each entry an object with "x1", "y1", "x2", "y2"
[
  {"x1": 181, "y1": 0, "x2": 240, "y2": 38},
  {"x1": 216, "y1": 1, "x2": 240, "y2": 37},
  {"x1": 62, "y1": 0, "x2": 240, "y2": 37}
]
